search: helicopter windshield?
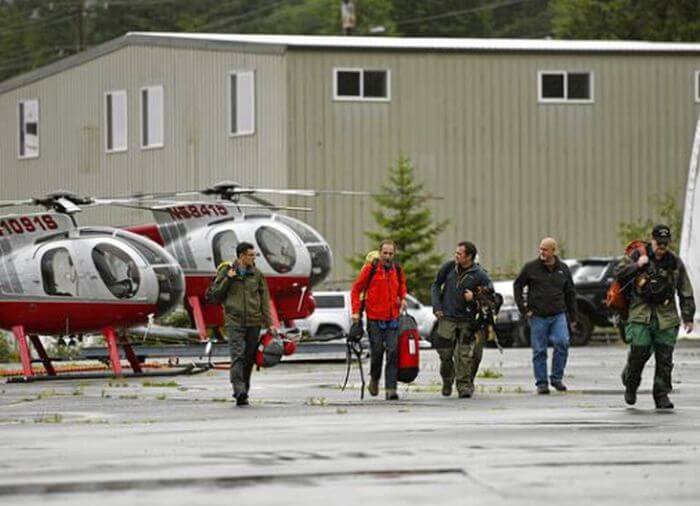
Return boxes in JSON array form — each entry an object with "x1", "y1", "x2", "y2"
[
  {"x1": 255, "y1": 226, "x2": 296, "y2": 273},
  {"x1": 92, "y1": 243, "x2": 140, "y2": 299},
  {"x1": 212, "y1": 230, "x2": 238, "y2": 267},
  {"x1": 41, "y1": 247, "x2": 78, "y2": 297},
  {"x1": 274, "y1": 215, "x2": 322, "y2": 243}
]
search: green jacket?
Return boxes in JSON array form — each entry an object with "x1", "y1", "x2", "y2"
[
  {"x1": 209, "y1": 262, "x2": 273, "y2": 328},
  {"x1": 613, "y1": 247, "x2": 695, "y2": 330}
]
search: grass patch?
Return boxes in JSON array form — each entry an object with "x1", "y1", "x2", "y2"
[
  {"x1": 477, "y1": 368, "x2": 503, "y2": 379},
  {"x1": 141, "y1": 380, "x2": 180, "y2": 388},
  {"x1": 305, "y1": 397, "x2": 328, "y2": 406},
  {"x1": 336, "y1": 408, "x2": 348, "y2": 414},
  {"x1": 212, "y1": 398, "x2": 229, "y2": 403},
  {"x1": 118, "y1": 394, "x2": 139, "y2": 400},
  {"x1": 34, "y1": 413, "x2": 63, "y2": 424},
  {"x1": 155, "y1": 394, "x2": 167, "y2": 401}
]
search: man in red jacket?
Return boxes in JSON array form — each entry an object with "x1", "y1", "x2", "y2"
[{"x1": 351, "y1": 240, "x2": 408, "y2": 400}]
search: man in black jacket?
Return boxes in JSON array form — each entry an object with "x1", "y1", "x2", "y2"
[
  {"x1": 514, "y1": 237, "x2": 577, "y2": 394},
  {"x1": 431, "y1": 241, "x2": 493, "y2": 398}
]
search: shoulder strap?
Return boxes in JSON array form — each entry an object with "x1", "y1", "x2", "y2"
[{"x1": 359, "y1": 259, "x2": 380, "y2": 315}]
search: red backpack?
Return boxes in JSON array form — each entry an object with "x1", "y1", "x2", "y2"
[{"x1": 605, "y1": 240, "x2": 647, "y2": 318}]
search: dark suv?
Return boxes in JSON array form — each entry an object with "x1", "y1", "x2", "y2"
[{"x1": 569, "y1": 256, "x2": 621, "y2": 345}]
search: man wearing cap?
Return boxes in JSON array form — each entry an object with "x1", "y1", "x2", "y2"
[
  {"x1": 613, "y1": 225, "x2": 695, "y2": 409},
  {"x1": 514, "y1": 237, "x2": 577, "y2": 394}
]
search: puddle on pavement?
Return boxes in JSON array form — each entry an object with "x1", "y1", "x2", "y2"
[{"x1": 0, "y1": 468, "x2": 466, "y2": 497}]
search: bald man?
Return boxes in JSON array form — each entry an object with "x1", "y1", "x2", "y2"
[{"x1": 514, "y1": 238, "x2": 577, "y2": 394}]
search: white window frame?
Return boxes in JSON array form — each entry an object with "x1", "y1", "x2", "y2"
[
  {"x1": 104, "y1": 90, "x2": 128, "y2": 154},
  {"x1": 228, "y1": 70, "x2": 256, "y2": 137},
  {"x1": 333, "y1": 67, "x2": 391, "y2": 102},
  {"x1": 139, "y1": 85, "x2": 164, "y2": 150},
  {"x1": 18, "y1": 98, "x2": 40, "y2": 159},
  {"x1": 538, "y1": 70, "x2": 594, "y2": 104},
  {"x1": 695, "y1": 71, "x2": 700, "y2": 103}
]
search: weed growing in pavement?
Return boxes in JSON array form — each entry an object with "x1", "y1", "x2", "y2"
[
  {"x1": 212, "y1": 398, "x2": 228, "y2": 403},
  {"x1": 141, "y1": 380, "x2": 180, "y2": 388},
  {"x1": 34, "y1": 413, "x2": 63, "y2": 424},
  {"x1": 336, "y1": 408, "x2": 348, "y2": 414},
  {"x1": 305, "y1": 397, "x2": 328, "y2": 406},
  {"x1": 477, "y1": 368, "x2": 503, "y2": 379},
  {"x1": 155, "y1": 394, "x2": 167, "y2": 401},
  {"x1": 118, "y1": 394, "x2": 138, "y2": 400}
]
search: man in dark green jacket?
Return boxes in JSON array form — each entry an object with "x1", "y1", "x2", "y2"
[
  {"x1": 613, "y1": 225, "x2": 695, "y2": 409},
  {"x1": 209, "y1": 241, "x2": 276, "y2": 406}
]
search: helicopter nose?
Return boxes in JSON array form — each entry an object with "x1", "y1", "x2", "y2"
[{"x1": 152, "y1": 265, "x2": 185, "y2": 316}]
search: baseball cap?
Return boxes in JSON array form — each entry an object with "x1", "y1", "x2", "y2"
[{"x1": 652, "y1": 224, "x2": 671, "y2": 243}]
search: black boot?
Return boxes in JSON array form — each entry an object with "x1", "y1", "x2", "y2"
[
  {"x1": 654, "y1": 394, "x2": 674, "y2": 410},
  {"x1": 622, "y1": 345, "x2": 652, "y2": 406}
]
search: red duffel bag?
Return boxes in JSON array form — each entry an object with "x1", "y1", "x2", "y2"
[{"x1": 397, "y1": 314, "x2": 420, "y2": 383}]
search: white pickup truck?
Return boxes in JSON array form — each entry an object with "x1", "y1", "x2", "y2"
[{"x1": 294, "y1": 291, "x2": 437, "y2": 341}]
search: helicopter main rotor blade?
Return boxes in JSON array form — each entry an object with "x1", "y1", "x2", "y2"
[{"x1": 0, "y1": 199, "x2": 34, "y2": 208}]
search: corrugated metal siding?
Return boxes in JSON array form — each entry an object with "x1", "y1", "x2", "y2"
[
  {"x1": 0, "y1": 45, "x2": 287, "y2": 226},
  {"x1": 287, "y1": 50, "x2": 700, "y2": 285}
]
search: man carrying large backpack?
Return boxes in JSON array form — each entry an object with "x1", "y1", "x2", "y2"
[
  {"x1": 431, "y1": 241, "x2": 493, "y2": 398},
  {"x1": 613, "y1": 224, "x2": 695, "y2": 409},
  {"x1": 351, "y1": 240, "x2": 407, "y2": 400},
  {"x1": 208, "y1": 242, "x2": 277, "y2": 407}
]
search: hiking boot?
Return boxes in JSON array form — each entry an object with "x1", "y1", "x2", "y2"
[
  {"x1": 368, "y1": 378, "x2": 379, "y2": 397},
  {"x1": 441, "y1": 381, "x2": 453, "y2": 397},
  {"x1": 385, "y1": 389, "x2": 399, "y2": 401},
  {"x1": 458, "y1": 385, "x2": 474, "y2": 398},
  {"x1": 654, "y1": 394, "x2": 674, "y2": 410},
  {"x1": 235, "y1": 393, "x2": 249, "y2": 407},
  {"x1": 537, "y1": 384, "x2": 550, "y2": 395},
  {"x1": 551, "y1": 381, "x2": 567, "y2": 392},
  {"x1": 624, "y1": 386, "x2": 637, "y2": 406}
]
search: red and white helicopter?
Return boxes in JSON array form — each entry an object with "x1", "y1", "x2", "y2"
[
  {"x1": 0, "y1": 192, "x2": 185, "y2": 380},
  {"x1": 117, "y1": 182, "x2": 353, "y2": 343}
]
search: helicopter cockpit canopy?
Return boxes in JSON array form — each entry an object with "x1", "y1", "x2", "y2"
[{"x1": 272, "y1": 214, "x2": 331, "y2": 286}]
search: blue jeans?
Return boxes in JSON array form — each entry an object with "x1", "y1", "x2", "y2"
[{"x1": 529, "y1": 313, "x2": 570, "y2": 386}]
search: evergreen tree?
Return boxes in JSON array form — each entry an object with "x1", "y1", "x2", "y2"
[{"x1": 348, "y1": 156, "x2": 448, "y2": 303}]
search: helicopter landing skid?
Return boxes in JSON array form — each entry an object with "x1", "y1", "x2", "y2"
[
  {"x1": 8, "y1": 325, "x2": 196, "y2": 382},
  {"x1": 6, "y1": 362, "x2": 212, "y2": 383}
]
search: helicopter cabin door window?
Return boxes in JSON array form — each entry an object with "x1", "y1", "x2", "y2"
[
  {"x1": 229, "y1": 71, "x2": 255, "y2": 136},
  {"x1": 140, "y1": 85, "x2": 164, "y2": 149},
  {"x1": 255, "y1": 226, "x2": 296, "y2": 273},
  {"x1": 105, "y1": 90, "x2": 127, "y2": 153},
  {"x1": 41, "y1": 248, "x2": 78, "y2": 297},
  {"x1": 92, "y1": 243, "x2": 140, "y2": 299},
  {"x1": 334, "y1": 68, "x2": 390, "y2": 101},
  {"x1": 18, "y1": 99, "x2": 39, "y2": 159},
  {"x1": 212, "y1": 230, "x2": 238, "y2": 267}
]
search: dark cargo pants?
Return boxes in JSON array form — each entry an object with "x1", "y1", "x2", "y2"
[
  {"x1": 622, "y1": 320, "x2": 677, "y2": 400},
  {"x1": 435, "y1": 319, "x2": 483, "y2": 394},
  {"x1": 227, "y1": 325, "x2": 260, "y2": 396},
  {"x1": 367, "y1": 319, "x2": 399, "y2": 390}
]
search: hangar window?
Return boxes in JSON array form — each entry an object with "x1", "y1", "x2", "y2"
[
  {"x1": 18, "y1": 99, "x2": 39, "y2": 159},
  {"x1": 334, "y1": 68, "x2": 390, "y2": 101},
  {"x1": 41, "y1": 248, "x2": 77, "y2": 297},
  {"x1": 140, "y1": 85, "x2": 164, "y2": 149},
  {"x1": 105, "y1": 90, "x2": 127, "y2": 153},
  {"x1": 538, "y1": 71, "x2": 593, "y2": 103},
  {"x1": 229, "y1": 71, "x2": 255, "y2": 136}
]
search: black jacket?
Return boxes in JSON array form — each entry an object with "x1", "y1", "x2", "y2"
[
  {"x1": 431, "y1": 261, "x2": 493, "y2": 322},
  {"x1": 513, "y1": 257, "x2": 577, "y2": 320}
]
